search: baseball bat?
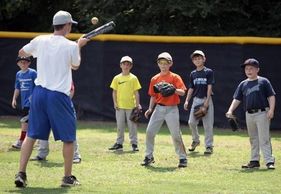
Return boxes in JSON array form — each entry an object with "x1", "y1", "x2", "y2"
[{"x1": 83, "y1": 21, "x2": 115, "y2": 39}]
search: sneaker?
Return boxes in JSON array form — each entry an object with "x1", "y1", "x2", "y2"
[
  {"x1": 178, "y1": 159, "x2": 187, "y2": 168},
  {"x1": 61, "y1": 175, "x2": 80, "y2": 187},
  {"x1": 188, "y1": 141, "x2": 200, "y2": 152},
  {"x1": 241, "y1": 161, "x2": 260, "y2": 169},
  {"x1": 204, "y1": 147, "x2": 213, "y2": 155},
  {"x1": 30, "y1": 156, "x2": 46, "y2": 161},
  {"x1": 266, "y1": 162, "x2": 275, "y2": 170},
  {"x1": 132, "y1": 144, "x2": 139, "y2": 152},
  {"x1": 15, "y1": 172, "x2": 27, "y2": 188},
  {"x1": 12, "y1": 140, "x2": 22, "y2": 149},
  {"x1": 73, "y1": 158, "x2": 82, "y2": 164},
  {"x1": 108, "y1": 143, "x2": 123, "y2": 151},
  {"x1": 141, "y1": 157, "x2": 155, "y2": 166}
]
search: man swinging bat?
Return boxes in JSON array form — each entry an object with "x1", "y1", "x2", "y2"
[{"x1": 14, "y1": 10, "x2": 115, "y2": 188}]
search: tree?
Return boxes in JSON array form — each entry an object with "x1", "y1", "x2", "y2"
[{"x1": 1, "y1": 0, "x2": 281, "y2": 36}]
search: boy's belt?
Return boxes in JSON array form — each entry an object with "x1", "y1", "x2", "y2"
[
  {"x1": 157, "y1": 103, "x2": 177, "y2": 107},
  {"x1": 247, "y1": 108, "x2": 266, "y2": 114}
]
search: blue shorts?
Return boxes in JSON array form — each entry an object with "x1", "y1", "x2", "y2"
[{"x1": 28, "y1": 86, "x2": 76, "y2": 142}]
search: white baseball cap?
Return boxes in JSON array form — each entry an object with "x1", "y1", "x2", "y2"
[
  {"x1": 120, "y1": 56, "x2": 133, "y2": 64},
  {"x1": 190, "y1": 50, "x2": 205, "y2": 58},
  {"x1": 53, "y1": 10, "x2": 78, "y2": 25},
  {"x1": 157, "y1": 52, "x2": 173, "y2": 62}
]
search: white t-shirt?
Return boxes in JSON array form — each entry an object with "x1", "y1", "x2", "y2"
[{"x1": 23, "y1": 34, "x2": 80, "y2": 95}]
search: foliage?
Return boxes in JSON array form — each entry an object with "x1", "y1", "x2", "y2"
[
  {"x1": 0, "y1": 117, "x2": 281, "y2": 193},
  {"x1": 1, "y1": 0, "x2": 281, "y2": 36}
]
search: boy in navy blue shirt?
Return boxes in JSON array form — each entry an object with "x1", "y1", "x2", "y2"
[
  {"x1": 226, "y1": 58, "x2": 276, "y2": 169},
  {"x1": 184, "y1": 50, "x2": 215, "y2": 154},
  {"x1": 11, "y1": 56, "x2": 36, "y2": 149}
]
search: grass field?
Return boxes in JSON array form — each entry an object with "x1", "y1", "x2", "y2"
[{"x1": 0, "y1": 116, "x2": 281, "y2": 194}]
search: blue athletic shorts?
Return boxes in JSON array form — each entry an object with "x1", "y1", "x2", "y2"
[{"x1": 28, "y1": 86, "x2": 76, "y2": 142}]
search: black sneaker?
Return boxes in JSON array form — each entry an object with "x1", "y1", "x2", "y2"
[
  {"x1": 266, "y1": 162, "x2": 275, "y2": 170},
  {"x1": 61, "y1": 175, "x2": 80, "y2": 187},
  {"x1": 241, "y1": 161, "x2": 260, "y2": 169},
  {"x1": 108, "y1": 143, "x2": 123, "y2": 151},
  {"x1": 141, "y1": 157, "x2": 155, "y2": 166},
  {"x1": 30, "y1": 156, "x2": 46, "y2": 161},
  {"x1": 132, "y1": 144, "x2": 139, "y2": 152},
  {"x1": 15, "y1": 172, "x2": 27, "y2": 188},
  {"x1": 188, "y1": 141, "x2": 200, "y2": 152},
  {"x1": 204, "y1": 147, "x2": 213, "y2": 155},
  {"x1": 178, "y1": 159, "x2": 187, "y2": 168}
]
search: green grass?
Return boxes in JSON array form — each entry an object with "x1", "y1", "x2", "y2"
[{"x1": 0, "y1": 116, "x2": 281, "y2": 194}]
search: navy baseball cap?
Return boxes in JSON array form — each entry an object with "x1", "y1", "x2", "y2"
[
  {"x1": 241, "y1": 58, "x2": 259, "y2": 68},
  {"x1": 16, "y1": 56, "x2": 32, "y2": 63}
]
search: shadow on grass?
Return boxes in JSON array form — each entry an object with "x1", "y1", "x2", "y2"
[
  {"x1": 239, "y1": 168, "x2": 274, "y2": 173},
  {"x1": 187, "y1": 151, "x2": 212, "y2": 158},
  {"x1": 32, "y1": 161, "x2": 64, "y2": 168},
  {"x1": 227, "y1": 167, "x2": 273, "y2": 173},
  {"x1": 8, "y1": 146, "x2": 40, "y2": 152},
  {"x1": 145, "y1": 165, "x2": 178, "y2": 172},
  {"x1": 7, "y1": 187, "x2": 70, "y2": 194},
  {"x1": 8, "y1": 148, "x2": 21, "y2": 152},
  {"x1": 110, "y1": 150, "x2": 138, "y2": 155}
]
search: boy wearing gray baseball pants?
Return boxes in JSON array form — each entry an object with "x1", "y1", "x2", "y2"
[
  {"x1": 141, "y1": 52, "x2": 187, "y2": 168},
  {"x1": 184, "y1": 50, "x2": 215, "y2": 154},
  {"x1": 226, "y1": 58, "x2": 275, "y2": 169},
  {"x1": 108, "y1": 56, "x2": 142, "y2": 152}
]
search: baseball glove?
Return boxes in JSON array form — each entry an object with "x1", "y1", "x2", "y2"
[
  {"x1": 129, "y1": 107, "x2": 142, "y2": 122},
  {"x1": 193, "y1": 104, "x2": 208, "y2": 120},
  {"x1": 226, "y1": 114, "x2": 239, "y2": 131},
  {"x1": 153, "y1": 82, "x2": 176, "y2": 97}
]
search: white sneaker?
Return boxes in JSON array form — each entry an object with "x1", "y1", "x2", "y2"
[
  {"x1": 73, "y1": 158, "x2": 81, "y2": 164},
  {"x1": 266, "y1": 163, "x2": 275, "y2": 170},
  {"x1": 12, "y1": 140, "x2": 22, "y2": 149}
]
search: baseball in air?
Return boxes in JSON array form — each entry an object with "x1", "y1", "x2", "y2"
[{"x1": 91, "y1": 17, "x2": 99, "y2": 25}]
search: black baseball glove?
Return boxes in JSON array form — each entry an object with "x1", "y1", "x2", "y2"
[
  {"x1": 193, "y1": 104, "x2": 208, "y2": 120},
  {"x1": 226, "y1": 114, "x2": 239, "y2": 131},
  {"x1": 129, "y1": 107, "x2": 142, "y2": 122},
  {"x1": 153, "y1": 82, "x2": 176, "y2": 97}
]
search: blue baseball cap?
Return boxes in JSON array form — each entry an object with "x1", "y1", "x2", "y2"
[{"x1": 241, "y1": 58, "x2": 259, "y2": 68}]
